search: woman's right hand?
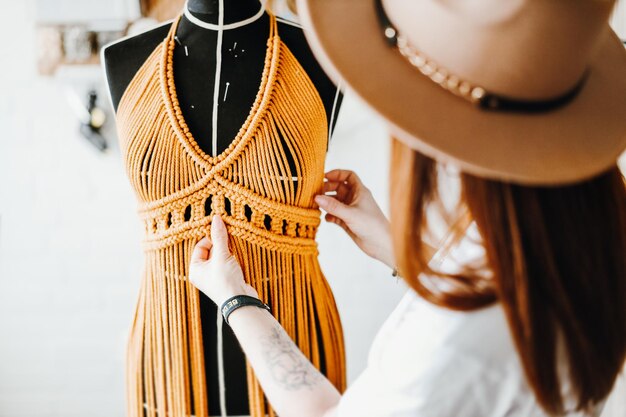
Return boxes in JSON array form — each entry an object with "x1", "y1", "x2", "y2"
[{"x1": 314, "y1": 169, "x2": 395, "y2": 269}]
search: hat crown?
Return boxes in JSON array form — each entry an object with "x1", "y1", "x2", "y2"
[{"x1": 384, "y1": 0, "x2": 616, "y2": 99}]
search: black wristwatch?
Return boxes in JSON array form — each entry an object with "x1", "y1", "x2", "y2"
[{"x1": 220, "y1": 295, "x2": 271, "y2": 325}]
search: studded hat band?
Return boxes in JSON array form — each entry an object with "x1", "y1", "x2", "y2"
[{"x1": 374, "y1": 0, "x2": 588, "y2": 113}]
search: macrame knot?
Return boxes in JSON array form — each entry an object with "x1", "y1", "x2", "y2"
[{"x1": 285, "y1": 220, "x2": 298, "y2": 238}]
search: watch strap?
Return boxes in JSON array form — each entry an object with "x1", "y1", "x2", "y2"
[{"x1": 220, "y1": 295, "x2": 271, "y2": 325}]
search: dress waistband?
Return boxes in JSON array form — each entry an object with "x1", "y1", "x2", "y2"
[{"x1": 138, "y1": 180, "x2": 321, "y2": 254}]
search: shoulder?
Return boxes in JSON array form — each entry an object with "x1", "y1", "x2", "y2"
[
  {"x1": 275, "y1": 15, "x2": 304, "y2": 35},
  {"x1": 101, "y1": 20, "x2": 172, "y2": 111},
  {"x1": 337, "y1": 292, "x2": 545, "y2": 417},
  {"x1": 275, "y1": 15, "x2": 335, "y2": 80},
  {"x1": 101, "y1": 20, "x2": 172, "y2": 64},
  {"x1": 376, "y1": 292, "x2": 518, "y2": 378},
  {"x1": 275, "y1": 16, "x2": 316, "y2": 63},
  {"x1": 102, "y1": 20, "x2": 172, "y2": 65}
]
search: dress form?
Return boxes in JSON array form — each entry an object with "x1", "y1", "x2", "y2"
[{"x1": 103, "y1": 1, "x2": 342, "y2": 415}]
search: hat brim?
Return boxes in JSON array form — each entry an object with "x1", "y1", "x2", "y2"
[{"x1": 297, "y1": 0, "x2": 626, "y2": 185}]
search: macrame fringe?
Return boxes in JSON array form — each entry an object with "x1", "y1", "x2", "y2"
[{"x1": 127, "y1": 235, "x2": 345, "y2": 417}]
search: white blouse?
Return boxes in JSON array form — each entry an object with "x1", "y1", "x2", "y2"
[{"x1": 336, "y1": 223, "x2": 605, "y2": 417}]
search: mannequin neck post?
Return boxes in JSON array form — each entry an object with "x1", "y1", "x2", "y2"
[{"x1": 186, "y1": 0, "x2": 263, "y2": 24}]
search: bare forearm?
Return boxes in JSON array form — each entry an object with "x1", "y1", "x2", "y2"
[{"x1": 228, "y1": 306, "x2": 340, "y2": 417}]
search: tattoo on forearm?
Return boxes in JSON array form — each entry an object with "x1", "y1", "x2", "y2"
[{"x1": 261, "y1": 324, "x2": 323, "y2": 391}]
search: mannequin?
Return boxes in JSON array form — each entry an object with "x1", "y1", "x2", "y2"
[{"x1": 103, "y1": 1, "x2": 342, "y2": 415}]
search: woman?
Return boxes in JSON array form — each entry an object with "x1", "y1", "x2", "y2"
[{"x1": 189, "y1": 0, "x2": 626, "y2": 415}]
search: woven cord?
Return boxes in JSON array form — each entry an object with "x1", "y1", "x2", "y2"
[{"x1": 116, "y1": 11, "x2": 346, "y2": 417}]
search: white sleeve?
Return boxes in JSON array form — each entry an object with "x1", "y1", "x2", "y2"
[{"x1": 337, "y1": 345, "x2": 531, "y2": 417}]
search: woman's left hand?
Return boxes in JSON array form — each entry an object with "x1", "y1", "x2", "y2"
[{"x1": 189, "y1": 214, "x2": 257, "y2": 306}]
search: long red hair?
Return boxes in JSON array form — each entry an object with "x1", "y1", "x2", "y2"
[{"x1": 390, "y1": 137, "x2": 626, "y2": 414}]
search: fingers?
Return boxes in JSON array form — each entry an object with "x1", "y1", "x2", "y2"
[
  {"x1": 325, "y1": 213, "x2": 345, "y2": 228},
  {"x1": 210, "y1": 215, "x2": 231, "y2": 258},
  {"x1": 324, "y1": 169, "x2": 362, "y2": 188},
  {"x1": 325, "y1": 213, "x2": 358, "y2": 241},
  {"x1": 323, "y1": 169, "x2": 364, "y2": 206},
  {"x1": 322, "y1": 181, "x2": 354, "y2": 204},
  {"x1": 190, "y1": 215, "x2": 231, "y2": 266},
  {"x1": 191, "y1": 236, "x2": 212, "y2": 264},
  {"x1": 322, "y1": 179, "x2": 351, "y2": 195},
  {"x1": 315, "y1": 194, "x2": 350, "y2": 219}
]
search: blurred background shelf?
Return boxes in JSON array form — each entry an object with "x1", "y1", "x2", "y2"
[{"x1": 35, "y1": 0, "x2": 140, "y2": 23}]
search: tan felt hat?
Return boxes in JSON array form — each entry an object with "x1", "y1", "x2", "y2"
[{"x1": 297, "y1": 0, "x2": 626, "y2": 185}]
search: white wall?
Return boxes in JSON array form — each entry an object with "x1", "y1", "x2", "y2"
[
  {"x1": 0, "y1": 2, "x2": 142, "y2": 416},
  {"x1": 611, "y1": 0, "x2": 626, "y2": 37},
  {"x1": 0, "y1": 0, "x2": 625, "y2": 416}
]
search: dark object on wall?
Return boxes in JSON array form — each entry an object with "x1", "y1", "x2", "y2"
[{"x1": 79, "y1": 90, "x2": 108, "y2": 152}]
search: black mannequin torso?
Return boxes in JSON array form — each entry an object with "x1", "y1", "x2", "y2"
[
  {"x1": 104, "y1": 0, "x2": 342, "y2": 155},
  {"x1": 103, "y1": 1, "x2": 341, "y2": 415}
]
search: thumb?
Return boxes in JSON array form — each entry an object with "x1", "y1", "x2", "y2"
[
  {"x1": 190, "y1": 236, "x2": 212, "y2": 265},
  {"x1": 315, "y1": 194, "x2": 350, "y2": 220},
  {"x1": 210, "y1": 215, "x2": 231, "y2": 258}
]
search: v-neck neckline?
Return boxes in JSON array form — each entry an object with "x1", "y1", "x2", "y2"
[{"x1": 160, "y1": 12, "x2": 280, "y2": 170}]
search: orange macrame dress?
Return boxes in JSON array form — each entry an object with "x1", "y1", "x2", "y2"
[{"x1": 114, "y1": 13, "x2": 346, "y2": 417}]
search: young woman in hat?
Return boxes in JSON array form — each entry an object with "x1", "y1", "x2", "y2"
[{"x1": 188, "y1": 0, "x2": 626, "y2": 415}]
